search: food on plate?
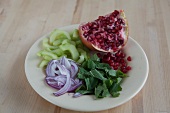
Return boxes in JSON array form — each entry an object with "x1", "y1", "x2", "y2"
[
  {"x1": 79, "y1": 10, "x2": 129, "y2": 52},
  {"x1": 37, "y1": 29, "x2": 90, "y2": 68},
  {"x1": 98, "y1": 50, "x2": 132, "y2": 73},
  {"x1": 45, "y1": 56, "x2": 82, "y2": 96},
  {"x1": 36, "y1": 9, "x2": 132, "y2": 99},
  {"x1": 75, "y1": 54, "x2": 127, "y2": 98}
]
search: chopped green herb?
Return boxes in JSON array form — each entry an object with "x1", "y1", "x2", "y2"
[{"x1": 76, "y1": 54, "x2": 127, "y2": 99}]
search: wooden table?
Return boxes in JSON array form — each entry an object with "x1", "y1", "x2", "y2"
[{"x1": 0, "y1": 0, "x2": 170, "y2": 113}]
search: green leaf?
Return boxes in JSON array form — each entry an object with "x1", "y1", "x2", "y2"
[
  {"x1": 77, "y1": 90, "x2": 93, "y2": 95},
  {"x1": 91, "y1": 54, "x2": 100, "y2": 62},
  {"x1": 85, "y1": 77, "x2": 98, "y2": 90},
  {"x1": 109, "y1": 83, "x2": 122, "y2": 92},
  {"x1": 77, "y1": 73, "x2": 86, "y2": 79},
  {"x1": 87, "y1": 60, "x2": 96, "y2": 69},
  {"x1": 81, "y1": 61, "x2": 88, "y2": 68},
  {"x1": 116, "y1": 77, "x2": 122, "y2": 84},
  {"x1": 116, "y1": 70, "x2": 127, "y2": 78},
  {"x1": 95, "y1": 84, "x2": 103, "y2": 98},
  {"x1": 96, "y1": 63, "x2": 111, "y2": 73},
  {"x1": 90, "y1": 69, "x2": 107, "y2": 80},
  {"x1": 96, "y1": 63, "x2": 111, "y2": 69},
  {"x1": 108, "y1": 70, "x2": 116, "y2": 77},
  {"x1": 95, "y1": 82, "x2": 110, "y2": 98},
  {"x1": 109, "y1": 83, "x2": 122, "y2": 97},
  {"x1": 102, "y1": 82, "x2": 110, "y2": 97},
  {"x1": 111, "y1": 92, "x2": 120, "y2": 97},
  {"x1": 76, "y1": 85, "x2": 93, "y2": 95},
  {"x1": 77, "y1": 67, "x2": 89, "y2": 79},
  {"x1": 75, "y1": 85, "x2": 86, "y2": 91},
  {"x1": 105, "y1": 79, "x2": 113, "y2": 88}
]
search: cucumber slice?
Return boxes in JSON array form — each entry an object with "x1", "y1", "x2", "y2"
[
  {"x1": 39, "y1": 60, "x2": 49, "y2": 68},
  {"x1": 59, "y1": 43, "x2": 79, "y2": 61},
  {"x1": 42, "y1": 38, "x2": 57, "y2": 49},
  {"x1": 49, "y1": 29, "x2": 71, "y2": 44}
]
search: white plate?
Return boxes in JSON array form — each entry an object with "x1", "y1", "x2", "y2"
[{"x1": 25, "y1": 24, "x2": 149, "y2": 112}]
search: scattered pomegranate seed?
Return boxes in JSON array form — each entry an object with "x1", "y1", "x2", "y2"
[
  {"x1": 127, "y1": 56, "x2": 132, "y2": 61},
  {"x1": 126, "y1": 66, "x2": 132, "y2": 70},
  {"x1": 100, "y1": 50, "x2": 132, "y2": 73},
  {"x1": 122, "y1": 69, "x2": 128, "y2": 73}
]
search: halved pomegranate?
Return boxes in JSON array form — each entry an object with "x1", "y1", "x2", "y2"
[{"x1": 79, "y1": 10, "x2": 129, "y2": 53}]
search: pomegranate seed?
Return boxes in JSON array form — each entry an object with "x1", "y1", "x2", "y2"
[
  {"x1": 108, "y1": 36, "x2": 113, "y2": 40},
  {"x1": 98, "y1": 39, "x2": 103, "y2": 43},
  {"x1": 126, "y1": 66, "x2": 132, "y2": 70},
  {"x1": 120, "y1": 52, "x2": 126, "y2": 58},
  {"x1": 117, "y1": 18, "x2": 122, "y2": 24},
  {"x1": 122, "y1": 69, "x2": 128, "y2": 73},
  {"x1": 108, "y1": 60, "x2": 114, "y2": 66},
  {"x1": 116, "y1": 57, "x2": 121, "y2": 62},
  {"x1": 112, "y1": 57, "x2": 117, "y2": 61},
  {"x1": 118, "y1": 26, "x2": 122, "y2": 30},
  {"x1": 116, "y1": 43, "x2": 120, "y2": 47},
  {"x1": 112, "y1": 29, "x2": 117, "y2": 33},
  {"x1": 119, "y1": 39, "x2": 124, "y2": 45},
  {"x1": 121, "y1": 62, "x2": 127, "y2": 67},
  {"x1": 113, "y1": 66, "x2": 118, "y2": 70},
  {"x1": 83, "y1": 32, "x2": 88, "y2": 37},
  {"x1": 115, "y1": 52, "x2": 121, "y2": 57},
  {"x1": 100, "y1": 42, "x2": 105, "y2": 46},
  {"x1": 120, "y1": 59, "x2": 125, "y2": 63},
  {"x1": 99, "y1": 16, "x2": 104, "y2": 20},
  {"x1": 96, "y1": 34, "x2": 101, "y2": 39},
  {"x1": 115, "y1": 62, "x2": 120, "y2": 67},
  {"x1": 121, "y1": 20, "x2": 125, "y2": 25},
  {"x1": 87, "y1": 37, "x2": 92, "y2": 41},
  {"x1": 97, "y1": 53, "x2": 101, "y2": 58},
  {"x1": 103, "y1": 55, "x2": 110, "y2": 61},
  {"x1": 127, "y1": 56, "x2": 132, "y2": 61},
  {"x1": 106, "y1": 52, "x2": 112, "y2": 57},
  {"x1": 115, "y1": 21, "x2": 119, "y2": 26}
]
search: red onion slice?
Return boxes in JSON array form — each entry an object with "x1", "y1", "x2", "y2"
[
  {"x1": 53, "y1": 64, "x2": 71, "y2": 96},
  {"x1": 70, "y1": 61, "x2": 79, "y2": 78},
  {"x1": 45, "y1": 57, "x2": 81, "y2": 96},
  {"x1": 45, "y1": 75, "x2": 81, "y2": 90},
  {"x1": 68, "y1": 81, "x2": 82, "y2": 92},
  {"x1": 46, "y1": 60, "x2": 60, "y2": 76},
  {"x1": 60, "y1": 56, "x2": 71, "y2": 69}
]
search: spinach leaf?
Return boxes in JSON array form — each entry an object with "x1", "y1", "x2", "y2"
[
  {"x1": 109, "y1": 82, "x2": 122, "y2": 98},
  {"x1": 105, "y1": 79, "x2": 113, "y2": 88},
  {"x1": 116, "y1": 70, "x2": 127, "y2": 78},
  {"x1": 95, "y1": 82, "x2": 110, "y2": 98},
  {"x1": 81, "y1": 61, "x2": 88, "y2": 68},
  {"x1": 95, "y1": 84, "x2": 103, "y2": 98},
  {"x1": 85, "y1": 77, "x2": 98, "y2": 90},
  {"x1": 111, "y1": 92, "x2": 120, "y2": 97},
  {"x1": 91, "y1": 54, "x2": 100, "y2": 62},
  {"x1": 101, "y1": 82, "x2": 110, "y2": 97},
  {"x1": 87, "y1": 59, "x2": 96, "y2": 69},
  {"x1": 76, "y1": 90, "x2": 93, "y2": 95},
  {"x1": 90, "y1": 69, "x2": 107, "y2": 80},
  {"x1": 108, "y1": 69, "x2": 116, "y2": 77}
]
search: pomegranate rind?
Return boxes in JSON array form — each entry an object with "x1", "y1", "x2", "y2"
[{"x1": 79, "y1": 10, "x2": 129, "y2": 53}]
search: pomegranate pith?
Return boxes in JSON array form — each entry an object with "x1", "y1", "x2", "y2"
[{"x1": 79, "y1": 10, "x2": 129, "y2": 53}]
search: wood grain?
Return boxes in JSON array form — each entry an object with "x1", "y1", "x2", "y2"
[{"x1": 0, "y1": 0, "x2": 170, "y2": 113}]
